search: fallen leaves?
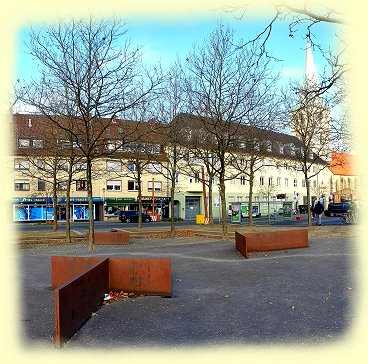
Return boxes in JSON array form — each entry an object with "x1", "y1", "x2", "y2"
[{"x1": 103, "y1": 291, "x2": 136, "y2": 305}]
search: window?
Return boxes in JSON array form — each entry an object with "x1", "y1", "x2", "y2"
[
  {"x1": 14, "y1": 159, "x2": 30, "y2": 170},
  {"x1": 106, "y1": 160, "x2": 122, "y2": 172},
  {"x1": 266, "y1": 142, "x2": 272, "y2": 152},
  {"x1": 106, "y1": 140, "x2": 115, "y2": 151},
  {"x1": 268, "y1": 177, "x2": 273, "y2": 186},
  {"x1": 260, "y1": 176, "x2": 264, "y2": 186},
  {"x1": 127, "y1": 161, "x2": 137, "y2": 171},
  {"x1": 148, "y1": 181, "x2": 162, "y2": 192},
  {"x1": 276, "y1": 177, "x2": 281, "y2": 186},
  {"x1": 147, "y1": 163, "x2": 161, "y2": 173},
  {"x1": 152, "y1": 144, "x2": 161, "y2": 154},
  {"x1": 37, "y1": 179, "x2": 45, "y2": 191},
  {"x1": 106, "y1": 139, "x2": 123, "y2": 151},
  {"x1": 107, "y1": 180, "x2": 122, "y2": 191},
  {"x1": 240, "y1": 157, "x2": 245, "y2": 166},
  {"x1": 74, "y1": 162, "x2": 87, "y2": 171},
  {"x1": 302, "y1": 179, "x2": 306, "y2": 187},
  {"x1": 294, "y1": 179, "x2": 298, "y2": 187},
  {"x1": 18, "y1": 139, "x2": 30, "y2": 148},
  {"x1": 32, "y1": 139, "x2": 44, "y2": 148},
  {"x1": 57, "y1": 182, "x2": 68, "y2": 190},
  {"x1": 128, "y1": 180, "x2": 139, "y2": 191},
  {"x1": 58, "y1": 140, "x2": 70, "y2": 149},
  {"x1": 279, "y1": 144, "x2": 284, "y2": 154},
  {"x1": 14, "y1": 180, "x2": 30, "y2": 191},
  {"x1": 239, "y1": 141, "x2": 246, "y2": 149},
  {"x1": 194, "y1": 172, "x2": 200, "y2": 183},
  {"x1": 76, "y1": 180, "x2": 87, "y2": 191},
  {"x1": 313, "y1": 180, "x2": 317, "y2": 188},
  {"x1": 240, "y1": 176, "x2": 246, "y2": 185},
  {"x1": 175, "y1": 172, "x2": 179, "y2": 183},
  {"x1": 56, "y1": 160, "x2": 69, "y2": 171},
  {"x1": 253, "y1": 139, "x2": 260, "y2": 151},
  {"x1": 285, "y1": 178, "x2": 289, "y2": 188},
  {"x1": 289, "y1": 143, "x2": 295, "y2": 156},
  {"x1": 37, "y1": 159, "x2": 45, "y2": 169}
]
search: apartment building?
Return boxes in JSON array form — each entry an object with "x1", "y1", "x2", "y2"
[{"x1": 12, "y1": 113, "x2": 170, "y2": 222}]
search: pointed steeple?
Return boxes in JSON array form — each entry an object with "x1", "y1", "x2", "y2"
[{"x1": 304, "y1": 38, "x2": 319, "y2": 89}]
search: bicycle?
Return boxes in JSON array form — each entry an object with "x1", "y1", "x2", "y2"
[{"x1": 340, "y1": 209, "x2": 358, "y2": 225}]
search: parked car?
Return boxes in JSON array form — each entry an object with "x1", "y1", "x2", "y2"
[
  {"x1": 326, "y1": 202, "x2": 351, "y2": 217},
  {"x1": 298, "y1": 205, "x2": 309, "y2": 214},
  {"x1": 119, "y1": 210, "x2": 152, "y2": 223}
]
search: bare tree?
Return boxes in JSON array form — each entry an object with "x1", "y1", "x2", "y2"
[
  {"x1": 221, "y1": 1, "x2": 349, "y2": 150},
  {"x1": 152, "y1": 59, "x2": 188, "y2": 235},
  {"x1": 17, "y1": 18, "x2": 163, "y2": 250},
  {"x1": 282, "y1": 79, "x2": 333, "y2": 226},
  {"x1": 185, "y1": 22, "x2": 280, "y2": 239}
]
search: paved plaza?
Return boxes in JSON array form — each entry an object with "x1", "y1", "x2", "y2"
[{"x1": 17, "y1": 233, "x2": 357, "y2": 350}]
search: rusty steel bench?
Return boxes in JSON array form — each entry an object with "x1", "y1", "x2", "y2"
[
  {"x1": 235, "y1": 229, "x2": 309, "y2": 259},
  {"x1": 52, "y1": 256, "x2": 171, "y2": 348},
  {"x1": 86, "y1": 230, "x2": 130, "y2": 244}
]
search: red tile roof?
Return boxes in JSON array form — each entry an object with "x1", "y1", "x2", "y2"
[{"x1": 328, "y1": 152, "x2": 356, "y2": 176}]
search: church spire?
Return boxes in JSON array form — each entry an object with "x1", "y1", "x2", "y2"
[{"x1": 304, "y1": 38, "x2": 319, "y2": 89}]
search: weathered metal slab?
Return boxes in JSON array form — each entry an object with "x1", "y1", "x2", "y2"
[
  {"x1": 87, "y1": 231, "x2": 130, "y2": 245},
  {"x1": 54, "y1": 259, "x2": 109, "y2": 348},
  {"x1": 109, "y1": 258, "x2": 172, "y2": 296},
  {"x1": 236, "y1": 229, "x2": 308, "y2": 258},
  {"x1": 51, "y1": 256, "x2": 104, "y2": 288}
]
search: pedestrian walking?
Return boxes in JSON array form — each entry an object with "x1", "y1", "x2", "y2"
[{"x1": 313, "y1": 200, "x2": 324, "y2": 226}]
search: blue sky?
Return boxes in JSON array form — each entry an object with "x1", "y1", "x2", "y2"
[{"x1": 15, "y1": 13, "x2": 339, "y2": 86}]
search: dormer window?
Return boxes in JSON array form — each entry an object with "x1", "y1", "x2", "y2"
[
  {"x1": 18, "y1": 139, "x2": 30, "y2": 148},
  {"x1": 289, "y1": 143, "x2": 295, "y2": 156}
]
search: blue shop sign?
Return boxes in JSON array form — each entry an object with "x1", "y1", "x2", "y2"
[{"x1": 13, "y1": 197, "x2": 102, "y2": 203}]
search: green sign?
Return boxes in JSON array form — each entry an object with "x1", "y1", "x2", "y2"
[{"x1": 106, "y1": 197, "x2": 135, "y2": 203}]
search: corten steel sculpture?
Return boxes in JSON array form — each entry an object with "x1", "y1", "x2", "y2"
[
  {"x1": 52, "y1": 256, "x2": 171, "y2": 348},
  {"x1": 86, "y1": 231, "x2": 130, "y2": 245},
  {"x1": 235, "y1": 229, "x2": 309, "y2": 258}
]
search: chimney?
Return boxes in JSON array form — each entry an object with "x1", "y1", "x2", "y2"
[{"x1": 28, "y1": 118, "x2": 32, "y2": 128}]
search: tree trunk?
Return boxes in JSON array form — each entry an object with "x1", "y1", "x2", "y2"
[
  {"x1": 219, "y1": 171, "x2": 228, "y2": 241},
  {"x1": 306, "y1": 176, "x2": 312, "y2": 227},
  {"x1": 65, "y1": 163, "x2": 73, "y2": 243},
  {"x1": 86, "y1": 158, "x2": 95, "y2": 251},
  {"x1": 52, "y1": 170, "x2": 58, "y2": 231},
  {"x1": 170, "y1": 177, "x2": 176, "y2": 237},
  {"x1": 248, "y1": 172, "x2": 254, "y2": 227},
  {"x1": 65, "y1": 183, "x2": 71, "y2": 243},
  {"x1": 137, "y1": 171, "x2": 142, "y2": 229},
  {"x1": 208, "y1": 179, "x2": 214, "y2": 224}
]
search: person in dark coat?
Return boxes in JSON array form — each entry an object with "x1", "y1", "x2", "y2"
[{"x1": 313, "y1": 200, "x2": 324, "y2": 226}]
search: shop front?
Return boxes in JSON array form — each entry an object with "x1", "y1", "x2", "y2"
[
  {"x1": 13, "y1": 197, "x2": 101, "y2": 222},
  {"x1": 104, "y1": 197, "x2": 136, "y2": 219}
]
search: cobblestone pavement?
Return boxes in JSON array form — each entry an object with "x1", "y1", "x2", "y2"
[{"x1": 15, "y1": 234, "x2": 358, "y2": 351}]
